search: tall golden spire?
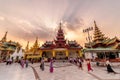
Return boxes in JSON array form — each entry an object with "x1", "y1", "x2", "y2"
[
  {"x1": 93, "y1": 21, "x2": 105, "y2": 42},
  {"x1": 33, "y1": 37, "x2": 39, "y2": 49},
  {"x1": 25, "y1": 41, "x2": 29, "y2": 53},
  {"x1": 1, "y1": 31, "x2": 8, "y2": 43},
  {"x1": 29, "y1": 37, "x2": 39, "y2": 53}
]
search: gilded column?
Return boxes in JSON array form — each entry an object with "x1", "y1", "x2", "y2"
[
  {"x1": 79, "y1": 50, "x2": 82, "y2": 57},
  {"x1": 40, "y1": 50, "x2": 42, "y2": 57},
  {"x1": 52, "y1": 50, "x2": 55, "y2": 57},
  {"x1": 66, "y1": 50, "x2": 69, "y2": 57}
]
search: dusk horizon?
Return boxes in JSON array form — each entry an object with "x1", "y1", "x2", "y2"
[
  {"x1": 0, "y1": 1, "x2": 120, "y2": 80},
  {"x1": 0, "y1": 0, "x2": 120, "y2": 49}
]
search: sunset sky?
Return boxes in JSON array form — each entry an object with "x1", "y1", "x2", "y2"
[{"x1": 0, "y1": 0, "x2": 120, "y2": 49}]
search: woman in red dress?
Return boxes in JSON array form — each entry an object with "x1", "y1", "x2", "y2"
[{"x1": 87, "y1": 59, "x2": 93, "y2": 71}]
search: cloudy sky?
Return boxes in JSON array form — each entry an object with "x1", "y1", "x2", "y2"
[{"x1": 0, "y1": 0, "x2": 120, "y2": 49}]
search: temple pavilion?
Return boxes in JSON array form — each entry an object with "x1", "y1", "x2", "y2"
[
  {"x1": 24, "y1": 37, "x2": 40, "y2": 59},
  {"x1": 25, "y1": 23, "x2": 83, "y2": 60},
  {"x1": 0, "y1": 32, "x2": 21, "y2": 60},
  {"x1": 84, "y1": 21, "x2": 120, "y2": 61}
]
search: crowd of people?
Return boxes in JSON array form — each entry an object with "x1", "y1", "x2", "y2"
[
  {"x1": 68, "y1": 57, "x2": 119, "y2": 74},
  {"x1": 6, "y1": 57, "x2": 29, "y2": 68},
  {"x1": 5, "y1": 57, "x2": 119, "y2": 74},
  {"x1": 40, "y1": 58, "x2": 54, "y2": 73},
  {"x1": 39, "y1": 57, "x2": 94, "y2": 72},
  {"x1": 69, "y1": 57, "x2": 93, "y2": 71}
]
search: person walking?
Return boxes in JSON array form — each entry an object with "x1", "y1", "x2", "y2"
[
  {"x1": 31, "y1": 59, "x2": 34, "y2": 64},
  {"x1": 87, "y1": 59, "x2": 93, "y2": 71},
  {"x1": 50, "y1": 59, "x2": 54, "y2": 73},
  {"x1": 78, "y1": 58, "x2": 83, "y2": 70},
  {"x1": 40, "y1": 58, "x2": 44, "y2": 71},
  {"x1": 20, "y1": 58, "x2": 25, "y2": 68},
  {"x1": 6, "y1": 58, "x2": 9, "y2": 65},
  {"x1": 25, "y1": 59, "x2": 29, "y2": 68}
]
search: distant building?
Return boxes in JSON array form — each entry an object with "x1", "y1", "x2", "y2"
[
  {"x1": 84, "y1": 21, "x2": 120, "y2": 61},
  {"x1": 24, "y1": 37, "x2": 40, "y2": 59},
  {"x1": 25, "y1": 23, "x2": 83, "y2": 60},
  {"x1": 0, "y1": 32, "x2": 21, "y2": 60}
]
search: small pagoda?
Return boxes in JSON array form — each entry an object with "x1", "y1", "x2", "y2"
[
  {"x1": 84, "y1": 21, "x2": 120, "y2": 61},
  {"x1": 24, "y1": 37, "x2": 40, "y2": 59}
]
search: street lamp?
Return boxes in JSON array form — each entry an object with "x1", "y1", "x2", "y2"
[
  {"x1": 83, "y1": 27, "x2": 93, "y2": 45},
  {"x1": 83, "y1": 27, "x2": 94, "y2": 60}
]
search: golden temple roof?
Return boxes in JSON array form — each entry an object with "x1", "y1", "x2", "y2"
[
  {"x1": 85, "y1": 21, "x2": 120, "y2": 50},
  {"x1": 106, "y1": 37, "x2": 120, "y2": 45},
  {"x1": 93, "y1": 21, "x2": 106, "y2": 43}
]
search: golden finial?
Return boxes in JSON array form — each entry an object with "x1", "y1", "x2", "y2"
[
  {"x1": 25, "y1": 41, "x2": 29, "y2": 52},
  {"x1": 59, "y1": 20, "x2": 63, "y2": 30},
  {"x1": 1, "y1": 31, "x2": 8, "y2": 43},
  {"x1": 94, "y1": 20, "x2": 97, "y2": 28}
]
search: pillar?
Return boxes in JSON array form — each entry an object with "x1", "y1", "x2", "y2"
[
  {"x1": 40, "y1": 50, "x2": 42, "y2": 57},
  {"x1": 52, "y1": 50, "x2": 55, "y2": 57},
  {"x1": 79, "y1": 50, "x2": 82, "y2": 57},
  {"x1": 66, "y1": 50, "x2": 69, "y2": 57},
  {"x1": 65, "y1": 50, "x2": 69, "y2": 59}
]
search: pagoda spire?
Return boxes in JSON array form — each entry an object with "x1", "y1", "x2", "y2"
[
  {"x1": 0, "y1": 31, "x2": 8, "y2": 43},
  {"x1": 94, "y1": 20, "x2": 97, "y2": 28},
  {"x1": 93, "y1": 21, "x2": 105, "y2": 42},
  {"x1": 59, "y1": 21, "x2": 62, "y2": 30},
  {"x1": 32, "y1": 37, "x2": 39, "y2": 50},
  {"x1": 54, "y1": 22, "x2": 66, "y2": 48},
  {"x1": 25, "y1": 41, "x2": 29, "y2": 53},
  {"x1": 29, "y1": 37, "x2": 39, "y2": 53}
]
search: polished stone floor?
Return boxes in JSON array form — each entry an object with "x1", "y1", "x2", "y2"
[
  {"x1": 0, "y1": 63, "x2": 35, "y2": 80},
  {"x1": 0, "y1": 62, "x2": 120, "y2": 80},
  {"x1": 33, "y1": 63, "x2": 98, "y2": 80},
  {"x1": 31, "y1": 62, "x2": 120, "y2": 80}
]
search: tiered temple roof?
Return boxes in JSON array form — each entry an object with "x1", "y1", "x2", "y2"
[
  {"x1": 40, "y1": 23, "x2": 82, "y2": 50},
  {"x1": 54, "y1": 22, "x2": 67, "y2": 48},
  {"x1": 68, "y1": 40, "x2": 82, "y2": 49},
  {"x1": 41, "y1": 41, "x2": 54, "y2": 49},
  {"x1": 105, "y1": 37, "x2": 120, "y2": 49},
  {"x1": 92, "y1": 21, "x2": 106, "y2": 48},
  {"x1": 85, "y1": 21, "x2": 120, "y2": 51},
  {"x1": 0, "y1": 32, "x2": 21, "y2": 52},
  {"x1": 93, "y1": 21, "x2": 105, "y2": 42}
]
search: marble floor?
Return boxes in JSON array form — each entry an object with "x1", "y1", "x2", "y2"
[
  {"x1": 0, "y1": 63, "x2": 35, "y2": 80},
  {"x1": 31, "y1": 62, "x2": 120, "y2": 80},
  {"x1": 0, "y1": 62, "x2": 120, "y2": 80},
  {"x1": 31, "y1": 62, "x2": 98, "y2": 80}
]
